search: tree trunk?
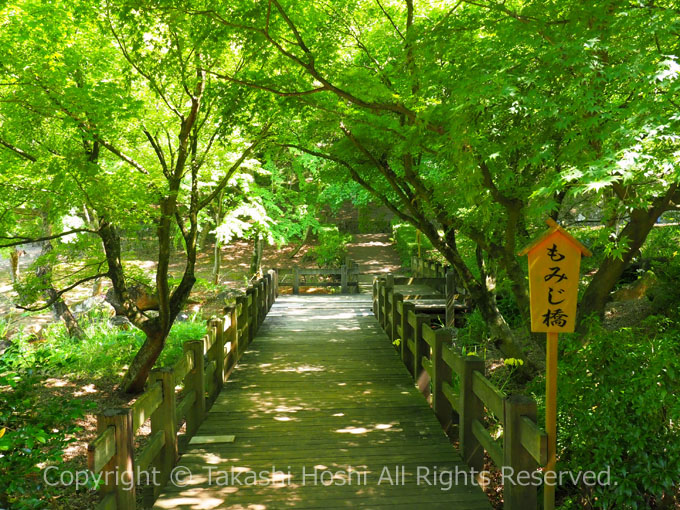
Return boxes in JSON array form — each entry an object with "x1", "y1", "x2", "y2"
[
  {"x1": 289, "y1": 225, "x2": 310, "y2": 259},
  {"x1": 212, "y1": 195, "x2": 223, "y2": 285},
  {"x1": 120, "y1": 328, "x2": 166, "y2": 394},
  {"x1": 213, "y1": 239, "x2": 221, "y2": 285},
  {"x1": 578, "y1": 207, "x2": 661, "y2": 327},
  {"x1": 250, "y1": 232, "x2": 263, "y2": 277},
  {"x1": 9, "y1": 247, "x2": 21, "y2": 284},
  {"x1": 435, "y1": 226, "x2": 536, "y2": 373},
  {"x1": 35, "y1": 240, "x2": 85, "y2": 341}
]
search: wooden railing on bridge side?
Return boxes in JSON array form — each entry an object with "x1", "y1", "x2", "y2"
[
  {"x1": 411, "y1": 255, "x2": 450, "y2": 278},
  {"x1": 87, "y1": 270, "x2": 279, "y2": 510},
  {"x1": 373, "y1": 274, "x2": 548, "y2": 510},
  {"x1": 278, "y1": 258, "x2": 360, "y2": 294}
]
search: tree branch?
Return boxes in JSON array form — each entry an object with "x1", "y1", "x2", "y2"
[
  {"x1": 0, "y1": 228, "x2": 98, "y2": 249},
  {"x1": 0, "y1": 138, "x2": 37, "y2": 162},
  {"x1": 375, "y1": 0, "x2": 405, "y2": 40},
  {"x1": 106, "y1": 9, "x2": 184, "y2": 119},
  {"x1": 198, "y1": 123, "x2": 271, "y2": 209},
  {"x1": 144, "y1": 129, "x2": 169, "y2": 176},
  {"x1": 281, "y1": 143, "x2": 417, "y2": 224},
  {"x1": 15, "y1": 273, "x2": 108, "y2": 312},
  {"x1": 206, "y1": 70, "x2": 327, "y2": 97},
  {"x1": 98, "y1": 138, "x2": 150, "y2": 175}
]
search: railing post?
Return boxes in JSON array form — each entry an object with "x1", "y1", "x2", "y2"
[
  {"x1": 504, "y1": 395, "x2": 539, "y2": 509},
  {"x1": 372, "y1": 277, "x2": 378, "y2": 316},
  {"x1": 236, "y1": 295, "x2": 248, "y2": 354},
  {"x1": 259, "y1": 279, "x2": 266, "y2": 322},
  {"x1": 209, "y1": 318, "x2": 224, "y2": 390},
  {"x1": 401, "y1": 301, "x2": 415, "y2": 372},
  {"x1": 411, "y1": 255, "x2": 417, "y2": 274},
  {"x1": 349, "y1": 259, "x2": 357, "y2": 294},
  {"x1": 224, "y1": 305, "x2": 237, "y2": 371},
  {"x1": 341, "y1": 264, "x2": 348, "y2": 293},
  {"x1": 446, "y1": 268, "x2": 456, "y2": 328},
  {"x1": 256, "y1": 280, "x2": 263, "y2": 326},
  {"x1": 460, "y1": 357, "x2": 485, "y2": 473},
  {"x1": 149, "y1": 367, "x2": 177, "y2": 497},
  {"x1": 377, "y1": 278, "x2": 385, "y2": 326},
  {"x1": 183, "y1": 340, "x2": 206, "y2": 437},
  {"x1": 246, "y1": 287, "x2": 255, "y2": 343},
  {"x1": 392, "y1": 292, "x2": 403, "y2": 344},
  {"x1": 385, "y1": 274, "x2": 394, "y2": 336},
  {"x1": 432, "y1": 330, "x2": 454, "y2": 429},
  {"x1": 252, "y1": 285, "x2": 260, "y2": 332},
  {"x1": 97, "y1": 408, "x2": 135, "y2": 508},
  {"x1": 413, "y1": 315, "x2": 430, "y2": 382},
  {"x1": 264, "y1": 272, "x2": 272, "y2": 310},
  {"x1": 293, "y1": 266, "x2": 300, "y2": 295}
]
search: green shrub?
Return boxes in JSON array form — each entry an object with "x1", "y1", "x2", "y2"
[
  {"x1": 12, "y1": 312, "x2": 206, "y2": 379},
  {"x1": 312, "y1": 226, "x2": 351, "y2": 267},
  {"x1": 0, "y1": 315, "x2": 207, "y2": 509},
  {"x1": 391, "y1": 222, "x2": 433, "y2": 267},
  {"x1": 528, "y1": 317, "x2": 680, "y2": 509},
  {"x1": 454, "y1": 309, "x2": 489, "y2": 355},
  {"x1": 0, "y1": 346, "x2": 95, "y2": 509}
]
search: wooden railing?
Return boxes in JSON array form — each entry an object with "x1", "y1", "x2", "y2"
[
  {"x1": 373, "y1": 274, "x2": 547, "y2": 509},
  {"x1": 87, "y1": 270, "x2": 279, "y2": 510},
  {"x1": 411, "y1": 255, "x2": 449, "y2": 278},
  {"x1": 278, "y1": 258, "x2": 359, "y2": 294},
  {"x1": 373, "y1": 272, "x2": 459, "y2": 330}
]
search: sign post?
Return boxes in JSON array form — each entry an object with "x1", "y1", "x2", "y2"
[{"x1": 519, "y1": 218, "x2": 591, "y2": 510}]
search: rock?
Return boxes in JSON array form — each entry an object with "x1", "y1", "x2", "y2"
[
  {"x1": 216, "y1": 289, "x2": 244, "y2": 303},
  {"x1": 0, "y1": 339, "x2": 12, "y2": 357},
  {"x1": 23, "y1": 323, "x2": 45, "y2": 342},
  {"x1": 73, "y1": 295, "x2": 116, "y2": 318},
  {"x1": 105, "y1": 285, "x2": 159, "y2": 314},
  {"x1": 175, "y1": 312, "x2": 190, "y2": 322},
  {"x1": 108, "y1": 316, "x2": 132, "y2": 330},
  {"x1": 612, "y1": 271, "x2": 659, "y2": 302}
]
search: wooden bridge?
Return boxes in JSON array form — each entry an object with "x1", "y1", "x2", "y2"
[
  {"x1": 88, "y1": 263, "x2": 547, "y2": 510},
  {"x1": 152, "y1": 294, "x2": 490, "y2": 509}
]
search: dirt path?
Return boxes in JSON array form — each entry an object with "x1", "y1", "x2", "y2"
[
  {"x1": 346, "y1": 233, "x2": 404, "y2": 274},
  {"x1": 0, "y1": 234, "x2": 404, "y2": 335}
]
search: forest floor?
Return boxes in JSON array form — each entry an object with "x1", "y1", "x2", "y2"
[{"x1": 0, "y1": 233, "x2": 401, "y2": 330}]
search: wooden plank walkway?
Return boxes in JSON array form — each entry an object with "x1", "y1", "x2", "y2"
[{"x1": 153, "y1": 295, "x2": 491, "y2": 510}]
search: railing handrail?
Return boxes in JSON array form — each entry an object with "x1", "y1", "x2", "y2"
[
  {"x1": 372, "y1": 273, "x2": 547, "y2": 510},
  {"x1": 87, "y1": 269, "x2": 279, "y2": 510}
]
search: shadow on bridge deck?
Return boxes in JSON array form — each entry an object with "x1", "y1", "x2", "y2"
[{"x1": 152, "y1": 295, "x2": 491, "y2": 510}]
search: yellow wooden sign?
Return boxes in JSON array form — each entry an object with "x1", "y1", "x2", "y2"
[
  {"x1": 519, "y1": 218, "x2": 592, "y2": 510},
  {"x1": 519, "y1": 219, "x2": 592, "y2": 333}
]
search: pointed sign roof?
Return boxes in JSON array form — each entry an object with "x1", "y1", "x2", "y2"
[{"x1": 518, "y1": 218, "x2": 592, "y2": 257}]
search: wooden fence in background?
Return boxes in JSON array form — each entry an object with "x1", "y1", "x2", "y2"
[
  {"x1": 87, "y1": 270, "x2": 278, "y2": 510},
  {"x1": 278, "y1": 258, "x2": 359, "y2": 294}
]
